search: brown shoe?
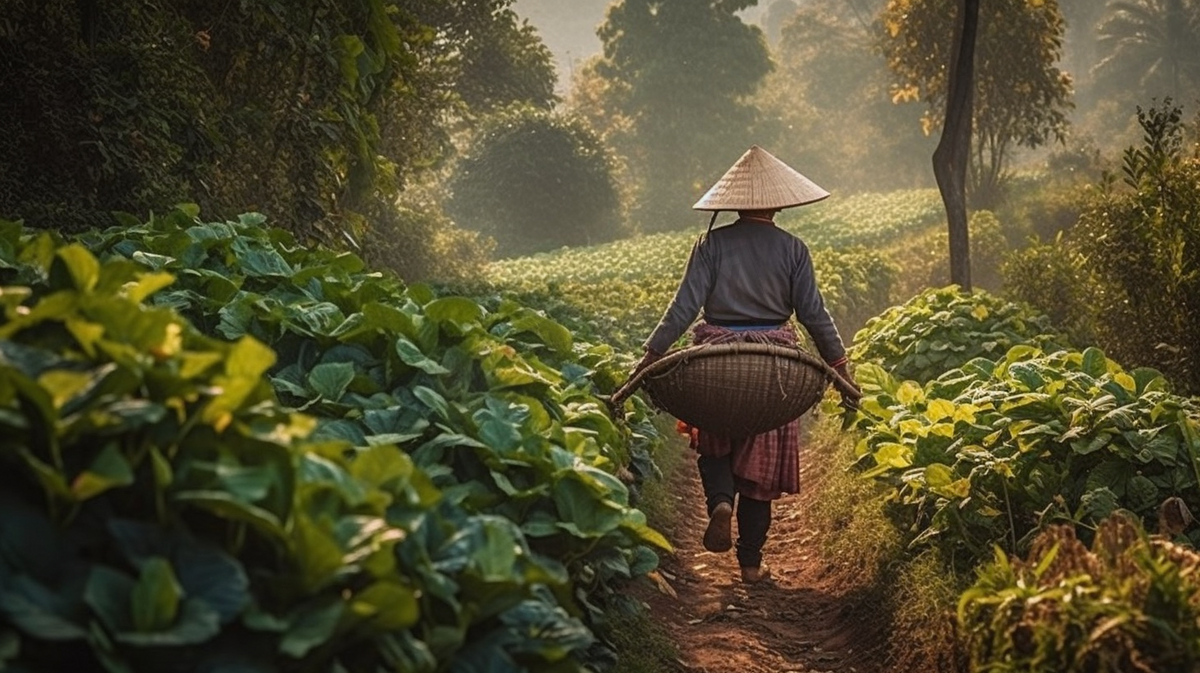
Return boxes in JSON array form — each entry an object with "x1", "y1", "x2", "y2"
[
  {"x1": 702, "y1": 501, "x2": 733, "y2": 552},
  {"x1": 740, "y1": 563, "x2": 772, "y2": 584}
]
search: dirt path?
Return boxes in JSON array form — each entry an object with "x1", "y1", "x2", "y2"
[{"x1": 635, "y1": 443, "x2": 891, "y2": 673}]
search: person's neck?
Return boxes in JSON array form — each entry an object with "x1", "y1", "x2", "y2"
[{"x1": 741, "y1": 214, "x2": 775, "y2": 224}]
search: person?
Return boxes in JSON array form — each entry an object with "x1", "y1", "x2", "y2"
[{"x1": 634, "y1": 145, "x2": 861, "y2": 584}]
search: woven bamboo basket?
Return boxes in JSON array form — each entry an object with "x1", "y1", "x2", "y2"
[{"x1": 610, "y1": 342, "x2": 846, "y2": 438}]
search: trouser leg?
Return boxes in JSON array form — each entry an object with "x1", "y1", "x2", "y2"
[
  {"x1": 696, "y1": 453, "x2": 735, "y2": 515},
  {"x1": 735, "y1": 496, "x2": 772, "y2": 569}
]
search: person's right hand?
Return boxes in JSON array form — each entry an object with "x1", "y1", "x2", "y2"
[{"x1": 631, "y1": 347, "x2": 662, "y2": 376}]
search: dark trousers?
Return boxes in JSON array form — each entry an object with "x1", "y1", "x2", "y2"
[{"x1": 697, "y1": 453, "x2": 772, "y2": 569}]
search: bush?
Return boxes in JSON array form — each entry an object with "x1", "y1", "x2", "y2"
[
  {"x1": 1073, "y1": 102, "x2": 1200, "y2": 394},
  {"x1": 850, "y1": 344, "x2": 1200, "y2": 569},
  {"x1": 360, "y1": 188, "x2": 493, "y2": 283},
  {"x1": 1002, "y1": 234, "x2": 1101, "y2": 347},
  {"x1": 448, "y1": 106, "x2": 626, "y2": 257},
  {"x1": 850, "y1": 286, "x2": 1064, "y2": 385},
  {"x1": 960, "y1": 515, "x2": 1200, "y2": 672}
]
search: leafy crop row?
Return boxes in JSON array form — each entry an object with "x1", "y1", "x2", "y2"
[
  {"x1": 851, "y1": 286, "x2": 1065, "y2": 385},
  {"x1": 853, "y1": 345, "x2": 1200, "y2": 567},
  {"x1": 489, "y1": 189, "x2": 940, "y2": 286},
  {"x1": 847, "y1": 285, "x2": 1200, "y2": 666},
  {"x1": 482, "y1": 190, "x2": 940, "y2": 352},
  {"x1": 0, "y1": 211, "x2": 668, "y2": 672}
]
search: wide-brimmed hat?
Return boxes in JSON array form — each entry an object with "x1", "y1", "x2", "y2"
[{"x1": 692, "y1": 145, "x2": 829, "y2": 211}]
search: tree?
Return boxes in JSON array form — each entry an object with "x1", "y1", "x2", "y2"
[
  {"x1": 447, "y1": 106, "x2": 625, "y2": 257},
  {"x1": 1093, "y1": 0, "x2": 1200, "y2": 104},
  {"x1": 761, "y1": 4, "x2": 936, "y2": 194},
  {"x1": 879, "y1": 0, "x2": 1073, "y2": 208},
  {"x1": 410, "y1": 0, "x2": 558, "y2": 116},
  {"x1": 932, "y1": 0, "x2": 980, "y2": 291},
  {"x1": 0, "y1": 0, "x2": 555, "y2": 280},
  {"x1": 583, "y1": 0, "x2": 773, "y2": 231},
  {"x1": 762, "y1": 0, "x2": 800, "y2": 43}
]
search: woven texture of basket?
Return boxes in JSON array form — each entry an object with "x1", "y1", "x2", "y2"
[{"x1": 617, "y1": 342, "x2": 832, "y2": 438}]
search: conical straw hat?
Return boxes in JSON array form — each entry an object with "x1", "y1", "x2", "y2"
[{"x1": 692, "y1": 145, "x2": 829, "y2": 211}]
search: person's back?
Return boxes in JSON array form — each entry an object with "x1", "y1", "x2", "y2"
[{"x1": 700, "y1": 222, "x2": 805, "y2": 326}]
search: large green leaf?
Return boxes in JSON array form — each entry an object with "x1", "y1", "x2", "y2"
[
  {"x1": 348, "y1": 580, "x2": 419, "y2": 631},
  {"x1": 280, "y1": 599, "x2": 344, "y2": 659},
  {"x1": 71, "y1": 443, "x2": 135, "y2": 501},
  {"x1": 394, "y1": 336, "x2": 449, "y2": 375},
  {"x1": 307, "y1": 362, "x2": 355, "y2": 401},
  {"x1": 424, "y1": 297, "x2": 484, "y2": 333},
  {"x1": 106, "y1": 520, "x2": 249, "y2": 624},
  {"x1": 130, "y1": 557, "x2": 182, "y2": 632},
  {"x1": 0, "y1": 574, "x2": 89, "y2": 642}
]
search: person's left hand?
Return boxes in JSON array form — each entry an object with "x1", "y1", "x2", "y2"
[{"x1": 834, "y1": 362, "x2": 862, "y2": 411}]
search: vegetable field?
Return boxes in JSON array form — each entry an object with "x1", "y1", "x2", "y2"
[
  {"x1": 3, "y1": 181, "x2": 1199, "y2": 673},
  {"x1": 0, "y1": 211, "x2": 668, "y2": 672},
  {"x1": 486, "y1": 189, "x2": 943, "y2": 351}
]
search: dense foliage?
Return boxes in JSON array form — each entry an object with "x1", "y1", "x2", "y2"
[
  {"x1": 1075, "y1": 103, "x2": 1200, "y2": 393},
  {"x1": 851, "y1": 286, "x2": 1064, "y2": 385},
  {"x1": 0, "y1": 0, "x2": 556, "y2": 280},
  {"x1": 960, "y1": 516, "x2": 1200, "y2": 672},
  {"x1": 851, "y1": 345, "x2": 1200, "y2": 568},
  {"x1": 1005, "y1": 102, "x2": 1200, "y2": 394},
  {"x1": 878, "y1": 0, "x2": 1073, "y2": 206},
  {"x1": 447, "y1": 106, "x2": 625, "y2": 257},
  {"x1": 0, "y1": 212, "x2": 669, "y2": 671}
]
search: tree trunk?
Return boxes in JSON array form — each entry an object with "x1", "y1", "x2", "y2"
[{"x1": 932, "y1": 0, "x2": 979, "y2": 291}]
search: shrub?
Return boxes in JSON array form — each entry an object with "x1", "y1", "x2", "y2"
[
  {"x1": 960, "y1": 515, "x2": 1200, "y2": 672},
  {"x1": 1073, "y1": 102, "x2": 1200, "y2": 394},
  {"x1": 360, "y1": 188, "x2": 494, "y2": 283},
  {"x1": 1002, "y1": 233, "x2": 1101, "y2": 347},
  {"x1": 448, "y1": 106, "x2": 626, "y2": 257},
  {"x1": 850, "y1": 344, "x2": 1200, "y2": 569},
  {"x1": 850, "y1": 286, "x2": 1064, "y2": 385}
]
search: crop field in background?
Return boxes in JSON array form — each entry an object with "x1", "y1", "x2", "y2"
[{"x1": 485, "y1": 189, "x2": 943, "y2": 351}]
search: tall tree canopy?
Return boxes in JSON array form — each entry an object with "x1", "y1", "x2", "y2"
[
  {"x1": 582, "y1": 0, "x2": 772, "y2": 231},
  {"x1": 0, "y1": 0, "x2": 554, "y2": 278},
  {"x1": 879, "y1": 0, "x2": 1073, "y2": 207}
]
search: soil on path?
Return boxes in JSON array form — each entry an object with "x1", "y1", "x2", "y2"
[{"x1": 633, "y1": 443, "x2": 892, "y2": 673}]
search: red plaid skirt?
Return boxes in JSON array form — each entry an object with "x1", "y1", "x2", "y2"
[{"x1": 681, "y1": 322, "x2": 803, "y2": 501}]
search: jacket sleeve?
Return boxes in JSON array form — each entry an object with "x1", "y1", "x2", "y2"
[
  {"x1": 790, "y1": 242, "x2": 847, "y2": 365},
  {"x1": 644, "y1": 236, "x2": 715, "y2": 354}
]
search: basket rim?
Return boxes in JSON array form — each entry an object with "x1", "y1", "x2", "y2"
[{"x1": 610, "y1": 342, "x2": 856, "y2": 407}]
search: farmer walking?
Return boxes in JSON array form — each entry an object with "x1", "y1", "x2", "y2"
[{"x1": 633, "y1": 145, "x2": 861, "y2": 583}]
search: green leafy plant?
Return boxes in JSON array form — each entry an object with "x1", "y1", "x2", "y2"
[
  {"x1": 0, "y1": 213, "x2": 670, "y2": 670},
  {"x1": 960, "y1": 514, "x2": 1200, "y2": 672},
  {"x1": 1074, "y1": 101, "x2": 1200, "y2": 393},
  {"x1": 851, "y1": 286, "x2": 1065, "y2": 385},
  {"x1": 850, "y1": 344, "x2": 1200, "y2": 568}
]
